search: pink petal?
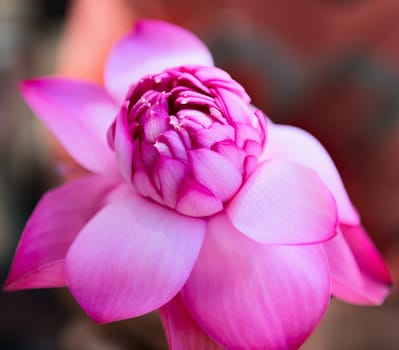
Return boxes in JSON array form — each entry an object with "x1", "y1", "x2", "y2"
[
  {"x1": 324, "y1": 229, "x2": 367, "y2": 303},
  {"x1": 159, "y1": 294, "x2": 223, "y2": 350},
  {"x1": 213, "y1": 140, "x2": 246, "y2": 169},
  {"x1": 65, "y1": 193, "x2": 206, "y2": 323},
  {"x1": 133, "y1": 170, "x2": 163, "y2": 204},
  {"x1": 154, "y1": 157, "x2": 186, "y2": 208},
  {"x1": 113, "y1": 102, "x2": 133, "y2": 182},
  {"x1": 227, "y1": 159, "x2": 337, "y2": 245},
  {"x1": 176, "y1": 178, "x2": 223, "y2": 217},
  {"x1": 263, "y1": 124, "x2": 359, "y2": 225},
  {"x1": 182, "y1": 214, "x2": 330, "y2": 350},
  {"x1": 192, "y1": 123, "x2": 235, "y2": 148},
  {"x1": 342, "y1": 224, "x2": 391, "y2": 285},
  {"x1": 20, "y1": 78, "x2": 119, "y2": 174},
  {"x1": 3, "y1": 176, "x2": 115, "y2": 291},
  {"x1": 215, "y1": 88, "x2": 254, "y2": 124},
  {"x1": 104, "y1": 20, "x2": 214, "y2": 100},
  {"x1": 189, "y1": 149, "x2": 242, "y2": 202},
  {"x1": 326, "y1": 224, "x2": 391, "y2": 305}
]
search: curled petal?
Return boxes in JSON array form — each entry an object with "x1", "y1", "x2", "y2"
[
  {"x1": 113, "y1": 103, "x2": 133, "y2": 182},
  {"x1": 182, "y1": 214, "x2": 330, "y2": 350},
  {"x1": 216, "y1": 88, "x2": 253, "y2": 125},
  {"x1": 3, "y1": 176, "x2": 115, "y2": 291},
  {"x1": 20, "y1": 78, "x2": 119, "y2": 174},
  {"x1": 159, "y1": 294, "x2": 223, "y2": 350},
  {"x1": 133, "y1": 170, "x2": 163, "y2": 204},
  {"x1": 176, "y1": 178, "x2": 223, "y2": 217},
  {"x1": 342, "y1": 224, "x2": 391, "y2": 286},
  {"x1": 263, "y1": 124, "x2": 359, "y2": 225},
  {"x1": 213, "y1": 140, "x2": 246, "y2": 170},
  {"x1": 227, "y1": 159, "x2": 337, "y2": 245},
  {"x1": 189, "y1": 149, "x2": 242, "y2": 202},
  {"x1": 65, "y1": 193, "x2": 206, "y2": 323},
  {"x1": 192, "y1": 123, "x2": 235, "y2": 148},
  {"x1": 105, "y1": 19, "x2": 214, "y2": 100},
  {"x1": 326, "y1": 224, "x2": 391, "y2": 305},
  {"x1": 154, "y1": 157, "x2": 186, "y2": 208}
]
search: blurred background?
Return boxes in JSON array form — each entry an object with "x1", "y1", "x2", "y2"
[{"x1": 1, "y1": 0, "x2": 399, "y2": 348}]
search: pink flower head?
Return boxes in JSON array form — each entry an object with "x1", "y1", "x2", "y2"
[
  {"x1": 4, "y1": 20, "x2": 391, "y2": 349},
  {"x1": 109, "y1": 65, "x2": 266, "y2": 216}
]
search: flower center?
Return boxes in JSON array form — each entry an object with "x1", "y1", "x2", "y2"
[{"x1": 113, "y1": 65, "x2": 266, "y2": 217}]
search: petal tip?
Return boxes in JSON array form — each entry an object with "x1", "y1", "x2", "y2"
[
  {"x1": 82, "y1": 308, "x2": 118, "y2": 325},
  {"x1": 2, "y1": 281, "x2": 15, "y2": 292},
  {"x1": 18, "y1": 78, "x2": 41, "y2": 96}
]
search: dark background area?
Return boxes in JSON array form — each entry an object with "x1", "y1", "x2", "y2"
[{"x1": 1, "y1": 0, "x2": 398, "y2": 349}]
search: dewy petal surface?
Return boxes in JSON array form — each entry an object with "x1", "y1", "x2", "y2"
[
  {"x1": 182, "y1": 214, "x2": 330, "y2": 350},
  {"x1": 326, "y1": 224, "x2": 391, "y2": 305},
  {"x1": 20, "y1": 78, "x2": 119, "y2": 174},
  {"x1": 65, "y1": 192, "x2": 206, "y2": 324},
  {"x1": 263, "y1": 124, "x2": 359, "y2": 225},
  {"x1": 104, "y1": 19, "x2": 214, "y2": 100},
  {"x1": 4, "y1": 175, "x2": 115, "y2": 291},
  {"x1": 159, "y1": 294, "x2": 224, "y2": 350},
  {"x1": 227, "y1": 159, "x2": 337, "y2": 245}
]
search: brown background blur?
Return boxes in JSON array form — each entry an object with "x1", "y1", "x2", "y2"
[{"x1": 0, "y1": 0, "x2": 398, "y2": 349}]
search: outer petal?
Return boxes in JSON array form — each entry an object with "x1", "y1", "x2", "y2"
[
  {"x1": 20, "y1": 78, "x2": 119, "y2": 174},
  {"x1": 3, "y1": 175, "x2": 115, "y2": 291},
  {"x1": 324, "y1": 229, "x2": 365, "y2": 303},
  {"x1": 341, "y1": 224, "x2": 391, "y2": 286},
  {"x1": 263, "y1": 124, "x2": 359, "y2": 225},
  {"x1": 227, "y1": 159, "x2": 337, "y2": 245},
  {"x1": 65, "y1": 193, "x2": 206, "y2": 324},
  {"x1": 182, "y1": 214, "x2": 330, "y2": 350},
  {"x1": 326, "y1": 224, "x2": 391, "y2": 305},
  {"x1": 159, "y1": 294, "x2": 223, "y2": 350},
  {"x1": 104, "y1": 19, "x2": 214, "y2": 100}
]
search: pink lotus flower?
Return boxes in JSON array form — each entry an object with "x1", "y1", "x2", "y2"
[{"x1": 4, "y1": 20, "x2": 391, "y2": 349}]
